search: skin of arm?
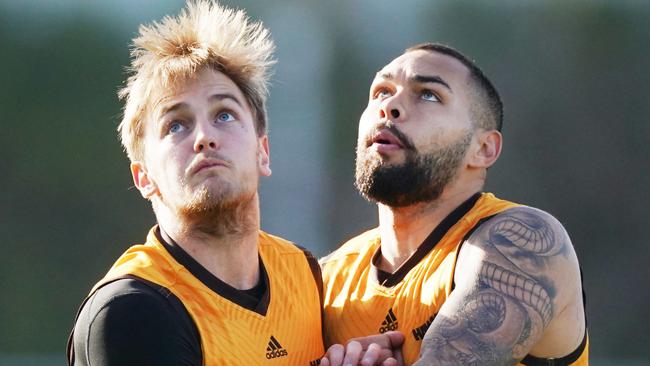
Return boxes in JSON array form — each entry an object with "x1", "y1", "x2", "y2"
[{"x1": 413, "y1": 206, "x2": 584, "y2": 366}]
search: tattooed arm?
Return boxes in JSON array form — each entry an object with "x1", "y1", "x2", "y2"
[{"x1": 413, "y1": 206, "x2": 585, "y2": 366}]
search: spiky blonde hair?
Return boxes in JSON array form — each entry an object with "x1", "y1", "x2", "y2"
[{"x1": 118, "y1": 0, "x2": 275, "y2": 162}]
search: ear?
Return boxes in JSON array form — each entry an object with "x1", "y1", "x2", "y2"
[
  {"x1": 130, "y1": 161, "x2": 159, "y2": 199},
  {"x1": 468, "y1": 130, "x2": 502, "y2": 169},
  {"x1": 257, "y1": 135, "x2": 272, "y2": 177}
]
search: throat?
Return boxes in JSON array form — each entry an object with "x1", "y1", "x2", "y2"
[
  {"x1": 377, "y1": 208, "x2": 442, "y2": 272},
  {"x1": 175, "y1": 229, "x2": 261, "y2": 290},
  {"x1": 375, "y1": 192, "x2": 484, "y2": 279},
  {"x1": 375, "y1": 240, "x2": 418, "y2": 274}
]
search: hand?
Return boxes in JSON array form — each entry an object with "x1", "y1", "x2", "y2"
[{"x1": 320, "y1": 331, "x2": 405, "y2": 366}]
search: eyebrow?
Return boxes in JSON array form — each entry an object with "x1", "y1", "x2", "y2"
[
  {"x1": 376, "y1": 72, "x2": 452, "y2": 92},
  {"x1": 158, "y1": 102, "x2": 190, "y2": 119},
  {"x1": 208, "y1": 93, "x2": 242, "y2": 106},
  {"x1": 411, "y1": 75, "x2": 452, "y2": 92},
  {"x1": 158, "y1": 93, "x2": 243, "y2": 118}
]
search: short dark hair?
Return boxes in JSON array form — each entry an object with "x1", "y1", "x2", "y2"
[{"x1": 405, "y1": 43, "x2": 503, "y2": 132}]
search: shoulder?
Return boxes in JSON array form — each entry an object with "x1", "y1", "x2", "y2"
[
  {"x1": 77, "y1": 278, "x2": 178, "y2": 328},
  {"x1": 415, "y1": 205, "x2": 586, "y2": 363},
  {"x1": 319, "y1": 228, "x2": 380, "y2": 267},
  {"x1": 259, "y1": 230, "x2": 312, "y2": 256},
  {"x1": 258, "y1": 231, "x2": 321, "y2": 283},
  {"x1": 457, "y1": 205, "x2": 582, "y2": 317},
  {"x1": 462, "y1": 205, "x2": 575, "y2": 262},
  {"x1": 72, "y1": 278, "x2": 201, "y2": 365},
  {"x1": 89, "y1": 276, "x2": 171, "y2": 303}
]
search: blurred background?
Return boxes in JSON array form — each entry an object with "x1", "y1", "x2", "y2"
[{"x1": 1, "y1": 0, "x2": 648, "y2": 365}]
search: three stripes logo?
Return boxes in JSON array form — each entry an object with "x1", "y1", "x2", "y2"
[
  {"x1": 379, "y1": 308, "x2": 398, "y2": 333},
  {"x1": 265, "y1": 335, "x2": 288, "y2": 359}
]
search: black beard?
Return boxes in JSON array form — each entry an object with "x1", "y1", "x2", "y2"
[{"x1": 355, "y1": 132, "x2": 472, "y2": 207}]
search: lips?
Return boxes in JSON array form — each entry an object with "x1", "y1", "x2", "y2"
[
  {"x1": 189, "y1": 158, "x2": 229, "y2": 175},
  {"x1": 368, "y1": 130, "x2": 404, "y2": 150}
]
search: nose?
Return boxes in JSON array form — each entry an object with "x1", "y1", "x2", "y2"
[
  {"x1": 193, "y1": 121, "x2": 219, "y2": 153},
  {"x1": 378, "y1": 93, "x2": 405, "y2": 122}
]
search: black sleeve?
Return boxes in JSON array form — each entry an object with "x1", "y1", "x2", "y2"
[
  {"x1": 70, "y1": 278, "x2": 201, "y2": 366},
  {"x1": 297, "y1": 246, "x2": 323, "y2": 306}
]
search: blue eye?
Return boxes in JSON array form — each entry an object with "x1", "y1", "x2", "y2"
[
  {"x1": 168, "y1": 121, "x2": 185, "y2": 134},
  {"x1": 375, "y1": 89, "x2": 392, "y2": 99},
  {"x1": 421, "y1": 90, "x2": 440, "y2": 102},
  {"x1": 217, "y1": 112, "x2": 235, "y2": 123}
]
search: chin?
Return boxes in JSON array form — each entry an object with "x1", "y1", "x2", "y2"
[{"x1": 193, "y1": 184, "x2": 257, "y2": 211}]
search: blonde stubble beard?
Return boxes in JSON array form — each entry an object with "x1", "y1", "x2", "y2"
[{"x1": 157, "y1": 177, "x2": 260, "y2": 240}]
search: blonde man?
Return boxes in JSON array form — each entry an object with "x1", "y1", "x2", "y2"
[{"x1": 66, "y1": 2, "x2": 326, "y2": 364}]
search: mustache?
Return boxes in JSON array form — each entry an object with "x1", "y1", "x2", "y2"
[{"x1": 367, "y1": 123, "x2": 416, "y2": 150}]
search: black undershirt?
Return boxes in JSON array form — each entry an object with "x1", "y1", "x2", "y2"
[
  {"x1": 70, "y1": 278, "x2": 202, "y2": 366},
  {"x1": 68, "y1": 229, "x2": 267, "y2": 366}
]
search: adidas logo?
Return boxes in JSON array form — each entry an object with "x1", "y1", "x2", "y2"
[
  {"x1": 309, "y1": 358, "x2": 322, "y2": 366},
  {"x1": 265, "y1": 335, "x2": 288, "y2": 359},
  {"x1": 379, "y1": 308, "x2": 398, "y2": 333},
  {"x1": 411, "y1": 315, "x2": 435, "y2": 341}
]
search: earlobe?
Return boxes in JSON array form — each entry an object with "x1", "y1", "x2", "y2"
[
  {"x1": 469, "y1": 130, "x2": 502, "y2": 169},
  {"x1": 130, "y1": 162, "x2": 159, "y2": 199},
  {"x1": 257, "y1": 135, "x2": 272, "y2": 176}
]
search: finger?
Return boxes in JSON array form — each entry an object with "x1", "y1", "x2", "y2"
[
  {"x1": 383, "y1": 331, "x2": 406, "y2": 348},
  {"x1": 326, "y1": 344, "x2": 345, "y2": 366},
  {"x1": 342, "y1": 340, "x2": 362, "y2": 366},
  {"x1": 320, "y1": 357, "x2": 330, "y2": 366},
  {"x1": 380, "y1": 357, "x2": 399, "y2": 366},
  {"x1": 376, "y1": 349, "x2": 397, "y2": 363},
  {"x1": 360, "y1": 343, "x2": 381, "y2": 366},
  {"x1": 351, "y1": 331, "x2": 406, "y2": 350},
  {"x1": 392, "y1": 348, "x2": 404, "y2": 366},
  {"x1": 351, "y1": 334, "x2": 389, "y2": 349}
]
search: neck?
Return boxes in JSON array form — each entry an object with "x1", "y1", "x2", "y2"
[
  {"x1": 376, "y1": 179, "x2": 482, "y2": 273},
  {"x1": 155, "y1": 193, "x2": 262, "y2": 290}
]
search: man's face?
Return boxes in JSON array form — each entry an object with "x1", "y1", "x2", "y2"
[
  {"x1": 133, "y1": 67, "x2": 270, "y2": 217},
  {"x1": 355, "y1": 49, "x2": 475, "y2": 207}
]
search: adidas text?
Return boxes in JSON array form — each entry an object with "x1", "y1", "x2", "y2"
[
  {"x1": 379, "y1": 322, "x2": 398, "y2": 333},
  {"x1": 265, "y1": 335, "x2": 288, "y2": 359},
  {"x1": 266, "y1": 349, "x2": 288, "y2": 359}
]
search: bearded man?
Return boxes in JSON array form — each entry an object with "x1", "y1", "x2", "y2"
[{"x1": 320, "y1": 43, "x2": 589, "y2": 366}]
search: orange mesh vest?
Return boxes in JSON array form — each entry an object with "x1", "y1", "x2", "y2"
[
  {"x1": 321, "y1": 193, "x2": 588, "y2": 366},
  {"x1": 88, "y1": 228, "x2": 324, "y2": 366}
]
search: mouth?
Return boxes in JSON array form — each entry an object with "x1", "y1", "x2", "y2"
[
  {"x1": 367, "y1": 130, "x2": 404, "y2": 151},
  {"x1": 189, "y1": 158, "x2": 229, "y2": 176}
]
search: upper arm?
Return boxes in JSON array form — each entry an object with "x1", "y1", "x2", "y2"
[
  {"x1": 414, "y1": 206, "x2": 583, "y2": 365},
  {"x1": 72, "y1": 279, "x2": 201, "y2": 366}
]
